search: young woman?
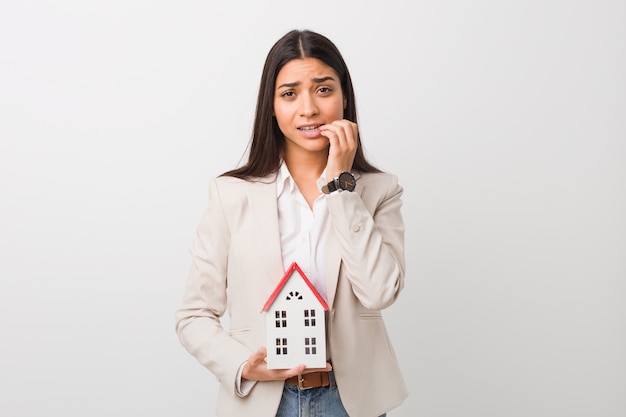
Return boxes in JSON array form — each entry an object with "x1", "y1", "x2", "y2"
[{"x1": 176, "y1": 29, "x2": 407, "y2": 417}]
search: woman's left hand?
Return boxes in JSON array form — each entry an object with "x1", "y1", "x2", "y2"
[{"x1": 319, "y1": 119, "x2": 358, "y2": 181}]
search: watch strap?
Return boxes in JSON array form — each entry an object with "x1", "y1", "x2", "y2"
[{"x1": 322, "y1": 172, "x2": 356, "y2": 194}]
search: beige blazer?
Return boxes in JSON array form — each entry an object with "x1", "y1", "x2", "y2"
[{"x1": 176, "y1": 171, "x2": 408, "y2": 417}]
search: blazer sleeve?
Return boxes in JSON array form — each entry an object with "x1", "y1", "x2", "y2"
[
  {"x1": 325, "y1": 173, "x2": 405, "y2": 310},
  {"x1": 175, "y1": 178, "x2": 253, "y2": 393}
]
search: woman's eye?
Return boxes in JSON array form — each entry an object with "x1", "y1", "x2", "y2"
[
  {"x1": 317, "y1": 87, "x2": 332, "y2": 94},
  {"x1": 281, "y1": 91, "x2": 295, "y2": 97}
]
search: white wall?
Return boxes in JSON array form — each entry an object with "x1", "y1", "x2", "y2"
[{"x1": 1, "y1": 1, "x2": 624, "y2": 416}]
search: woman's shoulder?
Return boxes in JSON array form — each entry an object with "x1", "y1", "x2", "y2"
[
  {"x1": 211, "y1": 173, "x2": 277, "y2": 187},
  {"x1": 356, "y1": 170, "x2": 401, "y2": 188},
  {"x1": 205, "y1": 174, "x2": 277, "y2": 213},
  {"x1": 208, "y1": 174, "x2": 277, "y2": 200}
]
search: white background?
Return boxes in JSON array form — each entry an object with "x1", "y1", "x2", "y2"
[{"x1": 1, "y1": 1, "x2": 625, "y2": 416}]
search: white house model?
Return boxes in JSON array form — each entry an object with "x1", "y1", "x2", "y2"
[{"x1": 262, "y1": 262, "x2": 329, "y2": 369}]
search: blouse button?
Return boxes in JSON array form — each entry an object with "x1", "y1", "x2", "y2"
[{"x1": 351, "y1": 223, "x2": 362, "y2": 232}]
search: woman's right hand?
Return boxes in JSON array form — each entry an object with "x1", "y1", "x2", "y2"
[{"x1": 242, "y1": 346, "x2": 332, "y2": 382}]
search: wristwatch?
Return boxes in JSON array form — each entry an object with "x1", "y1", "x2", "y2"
[{"x1": 322, "y1": 171, "x2": 356, "y2": 194}]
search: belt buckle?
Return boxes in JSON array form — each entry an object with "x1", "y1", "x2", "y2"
[{"x1": 297, "y1": 374, "x2": 313, "y2": 391}]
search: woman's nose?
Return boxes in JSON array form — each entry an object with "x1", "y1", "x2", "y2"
[{"x1": 299, "y1": 94, "x2": 319, "y2": 117}]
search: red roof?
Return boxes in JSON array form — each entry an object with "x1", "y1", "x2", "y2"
[{"x1": 262, "y1": 262, "x2": 330, "y2": 312}]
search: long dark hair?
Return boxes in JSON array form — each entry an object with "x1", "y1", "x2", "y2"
[{"x1": 222, "y1": 29, "x2": 380, "y2": 179}]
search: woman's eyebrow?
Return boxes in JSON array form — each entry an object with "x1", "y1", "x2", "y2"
[
  {"x1": 312, "y1": 76, "x2": 336, "y2": 83},
  {"x1": 277, "y1": 81, "x2": 299, "y2": 89},
  {"x1": 277, "y1": 76, "x2": 337, "y2": 89}
]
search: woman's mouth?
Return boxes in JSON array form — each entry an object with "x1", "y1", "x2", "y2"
[
  {"x1": 297, "y1": 124, "x2": 324, "y2": 138},
  {"x1": 298, "y1": 124, "x2": 322, "y2": 131}
]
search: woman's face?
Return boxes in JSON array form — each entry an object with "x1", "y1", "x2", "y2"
[{"x1": 274, "y1": 57, "x2": 345, "y2": 157}]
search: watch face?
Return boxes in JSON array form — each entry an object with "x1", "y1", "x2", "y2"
[{"x1": 338, "y1": 172, "x2": 356, "y2": 191}]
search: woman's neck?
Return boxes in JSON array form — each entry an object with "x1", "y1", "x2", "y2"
[
  {"x1": 284, "y1": 153, "x2": 326, "y2": 208},
  {"x1": 284, "y1": 152, "x2": 326, "y2": 182}
]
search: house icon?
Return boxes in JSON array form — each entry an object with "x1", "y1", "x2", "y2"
[{"x1": 262, "y1": 262, "x2": 329, "y2": 369}]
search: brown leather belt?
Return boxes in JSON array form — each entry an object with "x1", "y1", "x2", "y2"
[{"x1": 285, "y1": 371, "x2": 330, "y2": 390}]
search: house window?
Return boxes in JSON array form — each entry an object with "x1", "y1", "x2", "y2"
[
  {"x1": 304, "y1": 337, "x2": 317, "y2": 355},
  {"x1": 304, "y1": 309, "x2": 316, "y2": 327},
  {"x1": 286, "y1": 291, "x2": 303, "y2": 300},
  {"x1": 275, "y1": 338, "x2": 288, "y2": 355},
  {"x1": 275, "y1": 310, "x2": 287, "y2": 327}
]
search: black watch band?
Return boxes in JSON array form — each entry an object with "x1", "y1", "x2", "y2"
[{"x1": 322, "y1": 172, "x2": 356, "y2": 194}]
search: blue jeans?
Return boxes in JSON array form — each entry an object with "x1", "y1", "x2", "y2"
[{"x1": 276, "y1": 370, "x2": 386, "y2": 417}]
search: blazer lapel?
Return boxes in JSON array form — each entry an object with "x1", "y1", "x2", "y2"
[
  {"x1": 247, "y1": 177, "x2": 285, "y2": 289},
  {"x1": 324, "y1": 176, "x2": 365, "y2": 310},
  {"x1": 324, "y1": 236, "x2": 341, "y2": 310}
]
